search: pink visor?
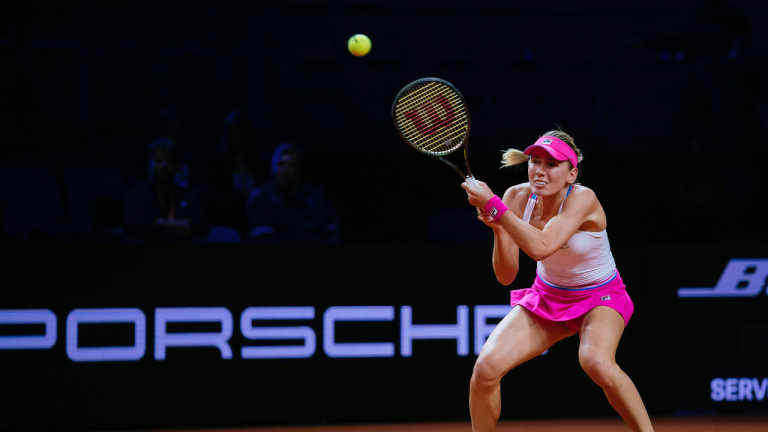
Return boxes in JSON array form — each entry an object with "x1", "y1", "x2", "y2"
[{"x1": 523, "y1": 136, "x2": 578, "y2": 168}]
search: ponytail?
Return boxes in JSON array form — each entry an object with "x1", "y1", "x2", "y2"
[{"x1": 501, "y1": 148, "x2": 529, "y2": 167}]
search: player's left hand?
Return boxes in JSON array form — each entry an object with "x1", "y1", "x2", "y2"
[
  {"x1": 462, "y1": 179, "x2": 495, "y2": 208},
  {"x1": 477, "y1": 207, "x2": 502, "y2": 229}
]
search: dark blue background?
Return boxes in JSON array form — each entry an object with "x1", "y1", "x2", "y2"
[
  {"x1": 0, "y1": 0, "x2": 767, "y2": 244},
  {"x1": 1, "y1": 1, "x2": 767, "y2": 430}
]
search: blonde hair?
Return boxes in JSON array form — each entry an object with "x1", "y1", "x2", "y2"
[{"x1": 501, "y1": 130, "x2": 583, "y2": 169}]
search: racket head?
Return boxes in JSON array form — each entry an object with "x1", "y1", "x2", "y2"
[{"x1": 391, "y1": 77, "x2": 471, "y2": 157}]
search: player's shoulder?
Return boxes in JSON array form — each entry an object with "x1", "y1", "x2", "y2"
[
  {"x1": 501, "y1": 183, "x2": 534, "y2": 214},
  {"x1": 571, "y1": 184, "x2": 596, "y2": 199},
  {"x1": 502, "y1": 183, "x2": 532, "y2": 202},
  {"x1": 568, "y1": 184, "x2": 599, "y2": 208}
]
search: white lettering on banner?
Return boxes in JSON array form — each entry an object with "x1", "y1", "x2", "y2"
[
  {"x1": 154, "y1": 307, "x2": 233, "y2": 360},
  {"x1": 323, "y1": 306, "x2": 395, "y2": 358},
  {"x1": 400, "y1": 306, "x2": 469, "y2": 357},
  {"x1": 711, "y1": 378, "x2": 768, "y2": 401},
  {"x1": 66, "y1": 309, "x2": 146, "y2": 362},
  {"x1": 727, "y1": 378, "x2": 739, "y2": 401},
  {"x1": 1, "y1": 305, "x2": 517, "y2": 360},
  {"x1": 678, "y1": 259, "x2": 768, "y2": 298},
  {"x1": 711, "y1": 378, "x2": 724, "y2": 400},
  {"x1": 241, "y1": 307, "x2": 316, "y2": 359},
  {"x1": 741, "y1": 379, "x2": 754, "y2": 401},
  {"x1": 0, "y1": 309, "x2": 57, "y2": 350},
  {"x1": 757, "y1": 378, "x2": 768, "y2": 400}
]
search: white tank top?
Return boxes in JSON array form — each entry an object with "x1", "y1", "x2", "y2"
[{"x1": 522, "y1": 185, "x2": 616, "y2": 288}]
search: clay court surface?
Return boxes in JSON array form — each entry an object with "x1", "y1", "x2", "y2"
[{"x1": 179, "y1": 417, "x2": 768, "y2": 432}]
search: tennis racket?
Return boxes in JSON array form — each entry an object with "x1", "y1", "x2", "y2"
[{"x1": 391, "y1": 77, "x2": 474, "y2": 182}]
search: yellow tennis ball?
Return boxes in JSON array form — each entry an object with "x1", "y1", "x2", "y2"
[{"x1": 348, "y1": 34, "x2": 371, "y2": 57}]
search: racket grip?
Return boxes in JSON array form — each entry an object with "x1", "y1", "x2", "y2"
[
  {"x1": 484, "y1": 195, "x2": 508, "y2": 221},
  {"x1": 465, "y1": 175, "x2": 478, "y2": 186}
]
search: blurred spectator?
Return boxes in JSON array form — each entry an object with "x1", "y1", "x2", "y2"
[
  {"x1": 248, "y1": 143, "x2": 340, "y2": 245},
  {"x1": 204, "y1": 111, "x2": 268, "y2": 234},
  {"x1": 122, "y1": 138, "x2": 210, "y2": 240},
  {"x1": 215, "y1": 111, "x2": 267, "y2": 197},
  {"x1": 156, "y1": 105, "x2": 192, "y2": 187}
]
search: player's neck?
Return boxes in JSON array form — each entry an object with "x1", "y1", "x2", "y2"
[{"x1": 537, "y1": 188, "x2": 569, "y2": 218}]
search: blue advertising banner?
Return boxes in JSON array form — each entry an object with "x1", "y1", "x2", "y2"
[
  {"x1": 653, "y1": 243, "x2": 768, "y2": 414},
  {"x1": 1, "y1": 242, "x2": 765, "y2": 431}
]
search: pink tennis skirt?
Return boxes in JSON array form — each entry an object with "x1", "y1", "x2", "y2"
[{"x1": 510, "y1": 269, "x2": 634, "y2": 330}]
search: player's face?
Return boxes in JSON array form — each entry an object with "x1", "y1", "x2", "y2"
[{"x1": 528, "y1": 148, "x2": 573, "y2": 195}]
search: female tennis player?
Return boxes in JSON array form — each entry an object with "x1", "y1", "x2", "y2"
[{"x1": 461, "y1": 130, "x2": 654, "y2": 432}]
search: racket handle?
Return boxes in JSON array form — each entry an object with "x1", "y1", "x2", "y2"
[{"x1": 465, "y1": 175, "x2": 478, "y2": 186}]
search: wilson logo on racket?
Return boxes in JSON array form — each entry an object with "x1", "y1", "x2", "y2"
[
  {"x1": 402, "y1": 94, "x2": 455, "y2": 136},
  {"x1": 392, "y1": 78, "x2": 473, "y2": 180}
]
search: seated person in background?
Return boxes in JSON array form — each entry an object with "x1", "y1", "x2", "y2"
[
  {"x1": 122, "y1": 139, "x2": 211, "y2": 240},
  {"x1": 215, "y1": 111, "x2": 267, "y2": 198},
  {"x1": 205, "y1": 111, "x2": 268, "y2": 234},
  {"x1": 248, "y1": 143, "x2": 340, "y2": 245}
]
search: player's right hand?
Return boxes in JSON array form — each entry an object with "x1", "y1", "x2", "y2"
[{"x1": 477, "y1": 207, "x2": 502, "y2": 230}]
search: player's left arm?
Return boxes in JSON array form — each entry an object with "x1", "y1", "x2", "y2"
[
  {"x1": 506, "y1": 187, "x2": 596, "y2": 261},
  {"x1": 463, "y1": 181, "x2": 596, "y2": 261}
]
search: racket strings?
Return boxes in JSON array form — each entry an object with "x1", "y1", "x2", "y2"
[
  {"x1": 394, "y1": 82, "x2": 468, "y2": 155},
  {"x1": 396, "y1": 83, "x2": 467, "y2": 152},
  {"x1": 400, "y1": 93, "x2": 465, "y2": 152},
  {"x1": 398, "y1": 101, "x2": 467, "y2": 153}
]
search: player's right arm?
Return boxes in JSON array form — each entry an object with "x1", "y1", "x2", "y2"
[{"x1": 485, "y1": 185, "x2": 523, "y2": 286}]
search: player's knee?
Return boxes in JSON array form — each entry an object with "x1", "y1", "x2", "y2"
[
  {"x1": 471, "y1": 355, "x2": 505, "y2": 390},
  {"x1": 578, "y1": 346, "x2": 616, "y2": 389}
]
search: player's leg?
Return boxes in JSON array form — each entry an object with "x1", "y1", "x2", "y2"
[
  {"x1": 578, "y1": 306, "x2": 654, "y2": 432},
  {"x1": 470, "y1": 306, "x2": 574, "y2": 432}
]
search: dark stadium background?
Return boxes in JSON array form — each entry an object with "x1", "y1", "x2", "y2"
[{"x1": 1, "y1": 1, "x2": 767, "y2": 431}]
